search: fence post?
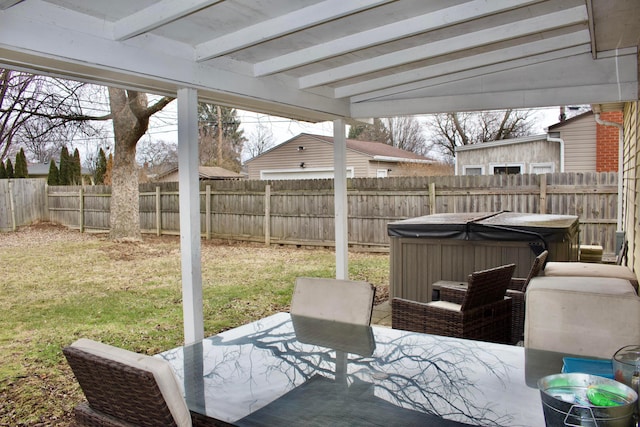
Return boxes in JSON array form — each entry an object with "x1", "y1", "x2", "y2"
[
  {"x1": 264, "y1": 184, "x2": 271, "y2": 246},
  {"x1": 156, "y1": 186, "x2": 161, "y2": 236},
  {"x1": 539, "y1": 174, "x2": 547, "y2": 214},
  {"x1": 79, "y1": 186, "x2": 84, "y2": 233},
  {"x1": 44, "y1": 183, "x2": 50, "y2": 222},
  {"x1": 205, "y1": 185, "x2": 211, "y2": 240},
  {"x1": 8, "y1": 180, "x2": 16, "y2": 232},
  {"x1": 429, "y1": 182, "x2": 437, "y2": 214}
]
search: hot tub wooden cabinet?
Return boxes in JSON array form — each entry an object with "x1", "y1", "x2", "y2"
[{"x1": 388, "y1": 212, "x2": 580, "y2": 303}]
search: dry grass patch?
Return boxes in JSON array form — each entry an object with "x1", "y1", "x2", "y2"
[{"x1": 0, "y1": 223, "x2": 389, "y2": 426}]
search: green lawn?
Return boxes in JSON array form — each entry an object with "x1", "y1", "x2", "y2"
[{"x1": 0, "y1": 224, "x2": 389, "y2": 425}]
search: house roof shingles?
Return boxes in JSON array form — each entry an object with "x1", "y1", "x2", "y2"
[
  {"x1": 309, "y1": 134, "x2": 432, "y2": 161},
  {"x1": 157, "y1": 165, "x2": 242, "y2": 180},
  {"x1": 246, "y1": 133, "x2": 434, "y2": 163}
]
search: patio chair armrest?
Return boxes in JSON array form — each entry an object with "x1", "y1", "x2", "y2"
[
  {"x1": 392, "y1": 298, "x2": 451, "y2": 334},
  {"x1": 506, "y1": 290, "x2": 526, "y2": 344},
  {"x1": 508, "y1": 278, "x2": 527, "y2": 292},
  {"x1": 439, "y1": 285, "x2": 467, "y2": 304}
]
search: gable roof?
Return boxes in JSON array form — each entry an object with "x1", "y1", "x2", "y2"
[
  {"x1": 547, "y1": 110, "x2": 594, "y2": 131},
  {"x1": 157, "y1": 165, "x2": 242, "y2": 180},
  {"x1": 311, "y1": 134, "x2": 433, "y2": 162},
  {"x1": 247, "y1": 133, "x2": 434, "y2": 164},
  {"x1": 27, "y1": 163, "x2": 91, "y2": 176},
  {"x1": 455, "y1": 134, "x2": 549, "y2": 152}
]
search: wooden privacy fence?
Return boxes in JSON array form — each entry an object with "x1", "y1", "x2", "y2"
[
  {"x1": 0, "y1": 179, "x2": 47, "y2": 232},
  {"x1": 41, "y1": 172, "x2": 620, "y2": 255}
]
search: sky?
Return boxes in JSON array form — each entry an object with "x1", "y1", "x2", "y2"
[
  {"x1": 238, "y1": 106, "x2": 565, "y2": 142},
  {"x1": 144, "y1": 104, "x2": 567, "y2": 163}
]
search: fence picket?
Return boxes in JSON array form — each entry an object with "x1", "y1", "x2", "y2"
[{"x1": 1, "y1": 173, "x2": 620, "y2": 255}]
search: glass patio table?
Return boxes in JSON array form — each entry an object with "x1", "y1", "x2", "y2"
[{"x1": 158, "y1": 312, "x2": 559, "y2": 426}]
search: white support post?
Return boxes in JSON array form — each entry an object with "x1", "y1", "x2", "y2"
[
  {"x1": 177, "y1": 87, "x2": 204, "y2": 344},
  {"x1": 333, "y1": 119, "x2": 348, "y2": 280}
]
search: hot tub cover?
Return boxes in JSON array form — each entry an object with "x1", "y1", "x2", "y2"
[{"x1": 387, "y1": 212, "x2": 579, "y2": 246}]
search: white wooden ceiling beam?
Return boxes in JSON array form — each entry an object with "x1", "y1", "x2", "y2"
[
  {"x1": 409, "y1": 48, "x2": 638, "y2": 99},
  {"x1": 352, "y1": 45, "x2": 592, "y2": 103},
  {"x1": 339, "y1": 30, "x2": 591, "y2": 99},
  {"x1": 254, "y1": 0, "x2": 543, "y2": 76},
  {"x1": 0, "y1": 0, "x2": 23, "y2": 10},
  {"x1": 195, "y1": 0, "x2": 393, "y2": 62},
  {"x1": 299, "y1": 5, "x2": 588, "y2": 89},
  {"x1": 114, "y1": 0, "x2": 225, "y2": 41},
  {"x1": 351, "y1": 83, "x2": 637, "y2": 117},
  {"x1": 350, "y1": 52, "x2": 638, "y2": 116},
  {"x1": 0, "y1": 5, "x2": 350, "y2": 121}
]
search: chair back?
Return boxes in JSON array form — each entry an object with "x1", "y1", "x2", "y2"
[
  {"x1": 63, "y1": 338, "x2": 192, "y2": 427},
  {"x1": 616, "y1": 240, "x2": 629, "y2": 266},
  {"x1": 291, "y1": 277, "x2": 376, "y2": 325},
  {"x1": 461, "y1": 264, "x2": 516, "y2": 311},
  {"x1": 521, "y1": 250, "x2": 549, "y2": 292}
]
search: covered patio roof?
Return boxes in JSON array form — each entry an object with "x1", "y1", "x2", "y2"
[
  {"x1": 1, "y1": 0, "x2": 638, "y2": 121},
  {"x1": 1, "y1": 0, "x2": 639, "y2": 344}
]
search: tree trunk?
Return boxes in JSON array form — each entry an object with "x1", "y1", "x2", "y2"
[
  {"x1": 106, "y1": 88, "x2": 173, "y2": 240},
  {"x1": 108, "y1": 88, "x2": 148, "y2": 241}
]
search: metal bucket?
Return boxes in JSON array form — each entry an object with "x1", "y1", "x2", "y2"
[{"x1": 538, "y1": 373, "x2": 637, "y2": 427}]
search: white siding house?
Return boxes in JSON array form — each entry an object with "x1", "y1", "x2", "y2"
[
  {"x1": 548, "y1": 112, "x2": 597, "y2": 173},
  {"x1": 245, "y1": 133, "x2": 436, "y2": 180},
  {"x1": 455, "y1": 112, "x2": 611, "y2": 175},
  {"x1": 456, "y1": 135, "x2": 559, "y2": 175}
]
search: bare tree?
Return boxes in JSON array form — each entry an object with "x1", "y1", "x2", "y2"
[
  {"x1": 244, "y1": 123, "x2": 275, "y2": 160},
  {"x1": 2, "y1": 69, "x2": 179, "y2": 240},
  {"x1": 385, "y1": 116, "x2": 431, "y2": 155},
  {"x1": 349, "y1": 117, "x2": 431, "y2": 155},
  {"x1": 108, "y1": 88, "x2": 174, "y2": 240},
  {"x1": 136, "y1": 138, "x2": 178, "y2": 175},
  {"x1": 427, "y1": 109, "x2": 536, "y2": 159},
  {"x1": 0, "y1": 70, "x2": 107, "y2": 162}
]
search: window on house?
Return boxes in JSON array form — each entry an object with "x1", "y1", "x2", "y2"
[
  {"x1": 377, "y1": 169, "x2": 388, "y2": 178},
  {"x1": 463, "y1": 166, "x2": 483, "y2": 176},
  {"x1": 493, "y1": 165, "x2": 521, "y2": 175},
  {"x1": 530, "y1": 163, "x2": 554, "y2": 174}
]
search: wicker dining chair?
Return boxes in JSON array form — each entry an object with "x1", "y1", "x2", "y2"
[
  {"x1": 63, "y1": 339, "x2": 223, "y2": 427},
  {"x1": 504, "y1": 250, "x2": 548, "y2": 343},
  {"x1": 392, "y1": 263, "x2": 516, "y2": 344},
  {"x1": 435, "y1": 251, "x2": 548, "y2": 344},
  {"x1": 291, "y1": 277, "x2": 376, "y2": 325}
]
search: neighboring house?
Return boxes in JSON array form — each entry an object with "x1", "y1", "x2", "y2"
[
  {"x1": 455, "y1": 111, "x2": 622, "y2": 175},
  {"x1": 549, "y1": 110, "x2": 621, "y2": 173},
  {"x1": 156, "y1": 165, "x2": 243, "y2": 182},
  {"x1": 27, "y1": 163, "x2": 93, "y2": 182},
  {"x1": 455, "y1": 134, "x2": 558, "y2": 176},
  {"x1": 244, "y1": 133, "x2": 435, "y2": 180}
]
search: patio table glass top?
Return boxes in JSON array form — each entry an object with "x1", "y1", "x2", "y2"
[{"x1": 158, "y1": 312, "x2": 556, "y2": 426}]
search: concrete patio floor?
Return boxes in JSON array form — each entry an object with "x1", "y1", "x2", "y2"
[{"x1": 371, "y1": 301, "x2": 391, "y2": 328}]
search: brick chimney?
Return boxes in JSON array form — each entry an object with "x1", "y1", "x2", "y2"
[{"x1": 595, "y1": 111, "x2": 622, "y2": 172}]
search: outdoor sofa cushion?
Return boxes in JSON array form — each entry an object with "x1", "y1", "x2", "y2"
[
  {"x1": 524, "y1": 276, "x2": 640, "y2": 359},
  {"x1": 544, "y1": 262, "x2": 638, "y2": 291}
]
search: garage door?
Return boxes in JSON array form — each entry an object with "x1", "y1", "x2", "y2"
[{"x1": 260, "y1": 168, "x2": 354, "y2": 180}]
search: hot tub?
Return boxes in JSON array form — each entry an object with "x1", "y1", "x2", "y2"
[{"x1": 387, "y1": 211, "x2": 580, "y2": 303}]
